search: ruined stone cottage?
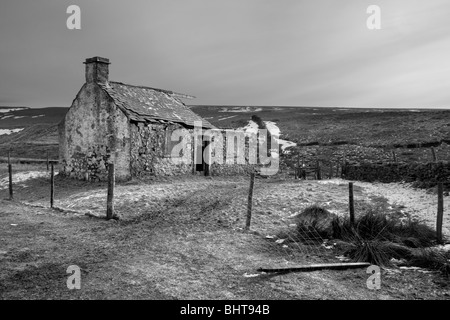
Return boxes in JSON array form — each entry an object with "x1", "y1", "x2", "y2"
[{"x1": 59, "y1": 57, "x2": 264, "y2": 181}]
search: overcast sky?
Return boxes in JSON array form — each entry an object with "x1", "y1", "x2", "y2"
[{"x1": 0, "y1": 0, "x2": 449, "y2": 108}]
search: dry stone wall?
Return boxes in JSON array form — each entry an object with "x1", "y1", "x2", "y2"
[{"x1": 344, "y1": 161, "x2": 450, "y2": 189}]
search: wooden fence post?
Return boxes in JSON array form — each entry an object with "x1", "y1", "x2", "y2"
[
  {"x1": 392, "y1": 150, "x2": 397, "y2": 164},
  {"x1": 349, "y1": 182, "x2": 355, "y2": 226},
  {"x1": 316, "y1": 160, "x2": 321, "y2": 180},
  {"x1": 295, "y1": 154, "x2": 300, "y2": 179},
  {"x1": 246, "y1": 172, "x2": 255, "y2": 230},
  {"x1": 8, "y1": 150, "x2": 13, "y2": 200},
  {"x1": 302, "y1": 157, "x2": 306, "y2": 180},
  {"x1": 106, "y1": 163, "x2": 115, "y2": 220},
  {"x1": 50, "y1": 163, "x2": 54, "y2": 208},
  {"x1": 329, "y1": 163, "x2": 333, "y2": 179},
  {"x1": 341, "y1": 153, "x2": 346, "y2": 178},
  {"x1": 437, "y1": 182, "x2": 444, "y2": 244},
  {"x1": 431, "y1": 147, "x2": 437, "y2": 162}
]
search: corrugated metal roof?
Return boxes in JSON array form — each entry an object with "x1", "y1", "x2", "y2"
[{"x1": 97, "y1": 81, "x2": 215, "y2": 128}]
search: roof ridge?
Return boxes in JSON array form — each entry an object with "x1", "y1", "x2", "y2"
[
  {"x1": 96, "y1": 81, "x2": 214, "y2": 129},
  {"x1": 109, "y1": 81, "x2": 195, "y2": 99}
]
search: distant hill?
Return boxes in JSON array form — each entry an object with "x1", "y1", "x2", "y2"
[
  {"x1": 0, "y1": 104, "x2": 449, "y2": 163},
  {"x1": 0, "y1": 107, "x2": 68, "y2": 159},
  {"x1": 190, "y1": 105, "x2": 450, "y2": 148},
  {"x1": 0, "y1": 107, "x2": 68, "y2": 129},
  {"x1": 190, "y1": 105, "x2": 450, "y2": 164}
]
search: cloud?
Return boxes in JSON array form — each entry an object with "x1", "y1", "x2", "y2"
[{"x1": 0, "y1": 0, "x2": 449, "y2": 108}]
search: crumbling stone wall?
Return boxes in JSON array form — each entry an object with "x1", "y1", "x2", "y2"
[
  {"x1": 344, "y1": 161, "x2": 450, "y2": 188},
  {"x1": 130, "y1": 122, "x2": 194, "y2": 177},
  {"x1": 208, "y1": 129, "x2": 258, "y2": 175},
  {"x1": 59, "y1": 83, "x2": 131, "y2": 181}
]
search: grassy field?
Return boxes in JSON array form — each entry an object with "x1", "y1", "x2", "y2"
[{"x1": 1, "y1": 163, "x2": 450, "y2": 300}]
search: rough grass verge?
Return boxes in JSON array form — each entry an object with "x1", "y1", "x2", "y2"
[
  {"x1": 408, "y1": 248, "x2": 450, "y2": 277},
  {"x1": 330, "y1": 206, "x2": 438, "y2": 247},
  {"x1": 292, "y1": 204, "x2": 449, "y2": 274}
]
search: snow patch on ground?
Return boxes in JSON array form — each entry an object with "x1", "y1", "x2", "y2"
[
  {"x1": 0, "y1": 171, "x2": 49, "y2": 190},
  {"x1": 0, "y1": 128, "x2": 24, "y2": 135},
  {"x1": 13, "y1": 116, "x2": 26, "y2": 119},
  {"x1": 32, "y1": 115, "x2": 45, "y2": 118}
]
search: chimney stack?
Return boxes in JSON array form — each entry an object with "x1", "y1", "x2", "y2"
[{"x1": 84, "y1": 57, "x2": 110, "y2": 84}]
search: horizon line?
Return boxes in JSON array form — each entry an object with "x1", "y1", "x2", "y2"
[{"x1": 1, "y1": 104, "x2": 449, "y2": 111}]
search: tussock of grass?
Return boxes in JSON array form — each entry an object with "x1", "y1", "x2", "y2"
[
  {"x1": 299, "y1": 204, "x2": 331, "y2": 219},
  {"x1": 295, "y1": 204, "x2": 336, "y2": 241},
  {"x1": 293, "y1": 203, "x2": 448, "y2": 274},
  {"x1": 346, "y1": 240, "x2": 395, "y2": 267},
  {"x1": 408, "y1": 248, "x2": 450, "y2": 276},
  {"x1": 393, "y1": 218, "x2": 437, "y2": 247},
  {"x1": 330, "y1": 208, "x2": 437, "y2": 247}
]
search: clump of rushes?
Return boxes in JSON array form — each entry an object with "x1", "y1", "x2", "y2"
[{"x1": 294, "y1": 203, "x2": 448, "y2": 274}]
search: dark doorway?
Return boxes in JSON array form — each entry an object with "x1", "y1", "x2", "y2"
[{"x1": 195, "y1": 137, "x2": 210, "y2": 176}]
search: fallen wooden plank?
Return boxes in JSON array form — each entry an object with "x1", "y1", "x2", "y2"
[{"x1": 257, "y1": 262, "x2": 371, "y2": 274}]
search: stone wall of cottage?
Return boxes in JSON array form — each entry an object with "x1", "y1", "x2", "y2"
[
  {"x1": 59, "y1": 83, "x2": 131, "y2": 181},
  {"x1": 208, "y1": 129, "x2": 259, "y2": 175},
  {"x1": 130, "y1": 122, "x2": 194, "y2": 177}
]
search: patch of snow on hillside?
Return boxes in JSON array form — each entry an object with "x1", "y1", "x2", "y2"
[
  {"x1": 1, "y1": 115, "x2": 14, "y2": 119},
  {"x1": 278, "y1": 139, "x2": 297, "y2": 150},
  {"x1": 241, "y1": 120, "x2": 296, "y2": 151},
  {"x1": 219, "y1": 107, "x2": 262, "y2": 113},
  {"x1": 13, "y1": 116, "x2": 26, "y2": 119},
  {"x1": 242, "y1": 120, "x2": 258, "y2": 134},
  {"x1": 264, "y1": 121, "x2": 281, "y2": 136},
  {"x1": 0, "y1": 128, "x2": 24, "y2": 135},
  {"x1": 0, "y1": 108, "x2": 24, "y2": 113},
  {"x1": 218, "y1": 115, "x2": 238, "y2": 121},
  {"x1": 32, "y1": 115, "x2": 45, "y2": 118}
]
